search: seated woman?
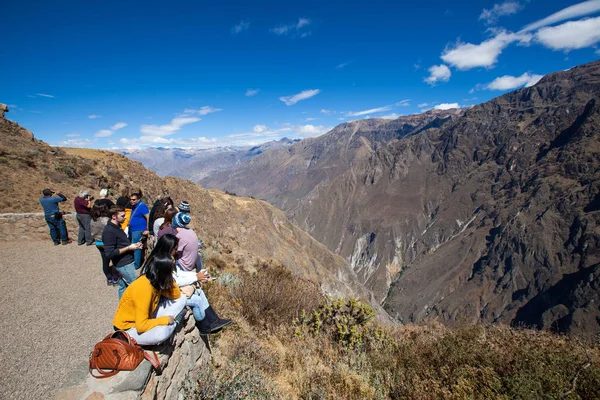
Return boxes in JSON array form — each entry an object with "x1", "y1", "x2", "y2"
[
  {"x1": 112, "y1": 252, "x2": 187, "y2": 345},
  {"x1": 153, "y1": 234, "x2": 232, "y2": 335}
]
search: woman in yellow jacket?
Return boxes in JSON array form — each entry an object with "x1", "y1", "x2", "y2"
[{"x1": 113, "y1": 253, "x2": 187, "y2": 345}]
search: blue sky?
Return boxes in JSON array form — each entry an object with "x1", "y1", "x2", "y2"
[{"x1": 1, "y1": 0, "x2": 599, "y2": 149}]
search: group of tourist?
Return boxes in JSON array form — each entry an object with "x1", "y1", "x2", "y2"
[{"x1": 39, "y1": 187, "x2": 231, "y2": 345}]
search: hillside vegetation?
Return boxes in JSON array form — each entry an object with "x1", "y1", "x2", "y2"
[{"x1": 187, "y1": 263, "x2": 600, "y2": 399}]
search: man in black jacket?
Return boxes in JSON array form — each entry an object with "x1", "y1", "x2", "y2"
[{"x1": 102, "y1": 206, "x2": 142, "y2": 299}]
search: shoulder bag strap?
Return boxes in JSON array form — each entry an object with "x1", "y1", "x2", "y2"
[
  {"x1": 143, "y1": 350, "x2": 161, "y2": 373},
  {"x1": 89, "y1": 349, "x2": 121, "y2": 379}
]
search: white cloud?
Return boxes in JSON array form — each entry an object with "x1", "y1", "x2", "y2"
[
  {"x1": 111, "y1": 122, "x2": 127, "y2": 131},
  {"x1": 246, "y1": 88, "x2": 260, "y2": 97},
  {"x1": 119, "y1": 136, "x2": 218, "y2": 149},
  {"x1": 424, "y1": 64, "x2": 452, "y2": 85},
  {"x1": 54, "y1": 138, "x2": 93, "y2": 147},
  {"x1": 181, "y1": 106, "x2": 222, "y2": 116},
  {"x1": 95, "y1": 121, "x2": 128, "y2": 138},
  {"x1": 484, "y1": 72, "x2": 544, "y2": 90},
  {"x1": 433, "y1": 103, "x2": 461, "y2": 110},
  {"x1": 395, "y1": 99, "x2": 411, "y2": 106},
  {"x1": 520, "y1": 0, "x2": 600, "y2": 32},
  {"x1": 95, "y1": 129, "x2": 113, "y2": 138},
  {"x1": 88, "y1": 114, "x2": 102, "y2": 119},
  {"x1": 253, "y1": 125, "x2": 268, "y2": 133},
  {"x1": 140, "y1": 116, "x2": 200, "y2": 137},
  {"x1": 305, "y1": 117, "x2": 318, "y2": 121},
  {"x1": 535, "y1": 16, "x2": 600, "y2": 50},
  {"x1": 480, "y1": 2, "x2": 523, "y2": 25},
  {"x1": 36, "y1": 93, "x2": 55, "y2": 98},
  {"x1": 279, "y1": 89, "x2": 321, "y2": 106},
  {"x1": 379, "y1": 113, "x2": 402, "y2": 120},
  {"x1": 321, "y1": 109, "x2": 333, "y2": 115},
  {"x1": 231, "y1": 20, "x2": 250, "y2": 34},
  {"x1": 336, "y1": 62, "x2": 350, "y2": 69},
  {"x1": 271, "y1": 18, "x2": 311, "y2": 38},
  {"x1": 346, "y1": 106, "x2": 391, "y2": 117},
  {"x1": 418, "y1": 103, "x2": 430, "y2": 108},
  {"x1": 441, "y1": 31, "x2": 531, "y2": 70}
]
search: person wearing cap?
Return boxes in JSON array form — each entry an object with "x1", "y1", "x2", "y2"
[
  {"x1": 39, "y1": 188, "x2": 72, "y2": 245},
  {"x1": 178, "y1": 201, "x2": 190, "y2": 214},
  {"x1": 74, "y1": 190, "x2": 94, "y2": 246},
  {"x1": 172, "y1": 212, "x2": 200, "y2": 272}
]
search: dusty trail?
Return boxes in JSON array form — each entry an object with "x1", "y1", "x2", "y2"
[{"x1": 0, "y1": 240, "x2": 121, "y2": 399}]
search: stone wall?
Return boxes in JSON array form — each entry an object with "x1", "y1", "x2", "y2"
[
  {"x1": 54, "y1": 311, "x2": 211, "y2": 399},
  {"x1": 0, "y1": 212, "x2": 79, "y2": 242}
]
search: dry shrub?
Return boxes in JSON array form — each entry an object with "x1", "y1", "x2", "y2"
[{"x1": 233, "y1": 263, "x2": 321, "y2": 329}]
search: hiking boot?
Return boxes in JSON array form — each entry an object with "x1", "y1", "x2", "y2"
[
  {"x1": 54, "y1": 242, "x2": 60, "y2": 246},
  {"x1": 62, "y1": 239, "x2": 73, "y2": 245},
  {"x1": 196, "y1": 306, "x2": 232, "y2": 335}
]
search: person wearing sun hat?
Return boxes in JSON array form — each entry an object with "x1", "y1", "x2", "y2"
[{"x1": 172, "y1": 212, "x2": 199, "y2": 272}]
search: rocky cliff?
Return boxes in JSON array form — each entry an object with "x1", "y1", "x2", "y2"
[{"x1": 201, "y1": 60, "x2": 600, "y2": 334}]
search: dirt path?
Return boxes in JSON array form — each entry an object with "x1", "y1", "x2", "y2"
[{"x1": 0, "y1": 240, "x2": 122, "y2": 399}]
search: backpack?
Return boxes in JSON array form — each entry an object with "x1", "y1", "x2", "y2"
[{"x1": 89, "y1": 330, "x2": 161, "y2": 378}]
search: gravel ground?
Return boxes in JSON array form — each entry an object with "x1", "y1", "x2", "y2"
[{"x1": 0, "y1": 240, "x2": 122, "y2": 399}]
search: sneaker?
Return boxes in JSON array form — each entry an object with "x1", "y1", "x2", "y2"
[
  {"x1": 54, "y1": 242, "x2": 60, "y2": 246},
  {"x1": 62, "y1": 239, "x2": 73, "y2": 245},
  {"x1": 198, "y1": 318, "x2": 232, "y2": 335}
]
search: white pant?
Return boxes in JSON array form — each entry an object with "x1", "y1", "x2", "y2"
[{"x1": 126, "y1": 294, "x2": 187, "y2": 345}]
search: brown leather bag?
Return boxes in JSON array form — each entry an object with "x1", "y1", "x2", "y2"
[{"x1": 89, "y1": 331, "x2": 161, "y2": 378}]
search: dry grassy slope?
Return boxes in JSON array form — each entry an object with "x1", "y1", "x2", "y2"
[{"x1": 0, "y1": 116, "x2": 378, "y2": 307}]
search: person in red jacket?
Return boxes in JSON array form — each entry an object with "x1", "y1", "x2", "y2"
[{"x1": 74, "y1": 190, "x2": 94, "y2": 245}]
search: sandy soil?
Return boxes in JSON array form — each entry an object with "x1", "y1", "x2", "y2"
[{"x1": 0, "y1": 240, "x2": 122, "y2": 399}]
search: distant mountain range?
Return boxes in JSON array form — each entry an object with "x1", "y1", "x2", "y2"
[
  {"x1": 119, "y1": 138, "x2": 300, "y2": 181},
  {"x1": 199, "y1": 60, "x2": 600, "y2": 334}
]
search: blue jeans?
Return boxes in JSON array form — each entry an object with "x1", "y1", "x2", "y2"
[
  {"x1": 129, "y1": 230, "x2": 145, "y2": 270},
  {"x1": 45, "y1": 215, "x2": 68, "y2": 243},
  {"x1": 186, "y1": 289, "x2": 210, "y2": 322},
  {"x1": 115, "y1": 261, "x2": 138, "y2": 299}
]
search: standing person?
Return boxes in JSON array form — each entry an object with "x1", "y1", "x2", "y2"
[
  {"x1": 128, "y1": 190, "x2": 150, "y2": 270},
  {"x1": 102, "y1": 206, "x2": 143, "y2": 299},
  {"x1": 90, "y1": 204, "x2": 119, "y2": 286},
  {"x1": 94, "y1": 188, "x2": 115, "y2": 209},
  {"x1": 74, "y1": 190, "x2": 94, "y2": 246},
  {"x1": 39, "y1": 188, "x2": 72, "y2": 245},
  {"x1": 116, "y1": 187, "x2": 131, "y2": 208}
]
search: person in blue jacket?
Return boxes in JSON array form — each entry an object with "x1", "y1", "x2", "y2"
[
  {"x1": 128, "y1": 189, "x2": 150, "y2": 269},
  {"x1": 39, "y1": 188, "x2": 72, "y2": 245}
]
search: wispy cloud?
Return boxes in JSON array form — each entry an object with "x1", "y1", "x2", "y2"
[
  {"x1": 336, "y1": 61, "x2": 350, "y2": 69},
  {"x1": 305, "y1": 117, "x2": 319, "y2": 121},
  {"x1": 520, "y1": 0, "x2": 600, "y2": 33},
  {"x1": 441, "y1": 31, "x2": 531, "y2": 70},
  {"x1": 379, "y1": 113, "x2": 402, "y2": 120},
  {"x1": 418, "y1": 103, "x2": 430, "y2": 108},
  {"x1": 479, "y1": 1, "x2": 523, "y2": 25},
  {"x1": 231, "y1": 20, "x2": 250, "y2": 34},
  {"x1": 482, "y1": 72, "x2": 544, "y2": 90},
  {"x1": 345, "y1": 100, "x2": 410, "y2": 117},
  {"x1": 119, "y1": 136, "x2": 217, "y2": 149},
  {"x1": 65, "y1": 133, "x2": 80, "y2": 138},
  {"x1": 271, "y1": 18, "x2": 311, "y2": 38},
  {"x1": 36, "y1": 93, "x2": 55, "y2": 98},
  {"x1": 54, "y1": 138, "x2": 93, "y2": 147},
  {"x1": 535, "y1": 16, "x2": 600, "y2": 50},
  {"x1": 279, "y1": 89, "x2": 320, "y2": 106},
  {"x1": 228, "y1": 123, "x2": 331, "y2": 142},
  {"x1": 321, "y1": 109, "x2": 334, "y2": 115},
  {"x1": 180, "y1": 106, "x2": 223, "y2": 116},
  {"x1": 245, "y1": 89, "x2": 260, "y2": 97},
  {"x1": 95, "y1": 121, "x2": 128, "y2": 138},
  {"x1": 88, "y1": 114, "x2": 102, "y2": 119},
  {"x1": 424, "y1": 64, "x2": 451, "y2": 85},
  {"x1": 140, "y1": 117, "x2": 200, "y2": 137}
]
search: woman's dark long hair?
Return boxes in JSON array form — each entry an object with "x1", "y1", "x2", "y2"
[
  {"x1": 141, "y1": 234, "x2": 179, "y2": 291},
  {"x1": 160, "y1": 208, "x2": 177, "y2": 230},
  {"x1": 144, "y1": 254, "x2": 176, "y2": 291},
  {"x1": 91, "y1": 204, "x2": 109, "y2": 221}
]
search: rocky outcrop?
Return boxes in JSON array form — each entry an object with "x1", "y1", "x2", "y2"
[
  {"x1": 199, "y1": 60, "x2": 600, "y2": 334},
  {"x1": 0, "y1": 104, "x2": 8, "y2": 118},
  {"x1": 53, "y1": 311, "x2": 211, "y2": 400}
]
